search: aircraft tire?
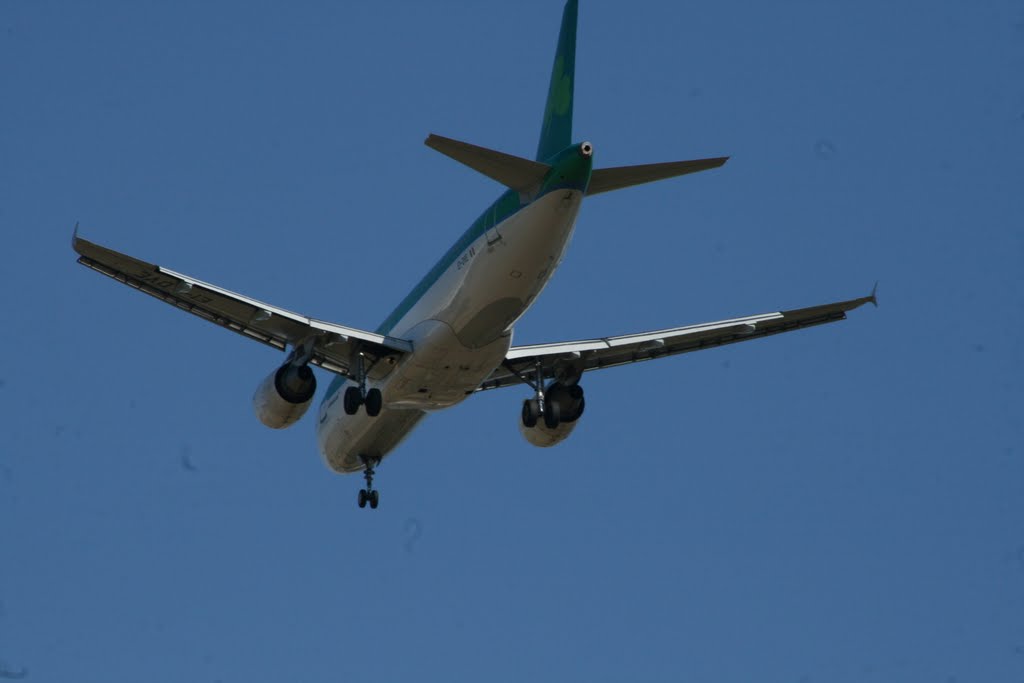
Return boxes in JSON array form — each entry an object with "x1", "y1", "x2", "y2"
[
  {"x1": 365, "y1": 388, "x2": 383, "y2": 417},
  {"x1": 522, "y1": 399, "x2": 539, "y2": 428},
  {"x1": 344, "y1": 386, "x2": 362, "y2": 415},
  {"x1": 543, "y1": 401, "x2": 561, "y2": 429},
  {"x1": 369, "y1": 490, "x2": 379, "y2": 509},
  {"x1": 358, "y1": 489, "x2": 368, "y2": 508}
]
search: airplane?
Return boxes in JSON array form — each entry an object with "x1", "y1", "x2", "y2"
[{"x1": 72, "y1": 0, "x2": 875, "y2": 509}]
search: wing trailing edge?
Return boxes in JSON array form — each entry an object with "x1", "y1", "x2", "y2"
[
  {"x1": 71, "y1": 230, "x2": 412, "y2": 378},
  {"x1": 477, "y1": 290, "x2": 876, "y2": 391}
]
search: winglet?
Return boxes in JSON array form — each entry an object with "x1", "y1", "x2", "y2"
[{"x1": 869, "y1": 281, "x2": 879, "y2": 308}]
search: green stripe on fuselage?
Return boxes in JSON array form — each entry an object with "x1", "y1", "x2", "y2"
[
  {"x1": 374, "y1": 188, "x2": 522, "y2": 336},
  {"x1": 375, "y1": 144, "x2": 592, "y2": 337}
]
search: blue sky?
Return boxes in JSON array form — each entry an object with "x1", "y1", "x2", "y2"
[{"x1": 2, "y1": 1, "x2": 1023, "y2": 681}]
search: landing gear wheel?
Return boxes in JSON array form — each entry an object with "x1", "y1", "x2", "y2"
[
  {"x1": 369, "y1": 490, "x2": 379, "y2": 509},
  {"x1": 543, "y1": 400, "x2": 561, "y2": 429},
  {"x1": 522, "y1": 398, "x2": 539, "y2": 428},
  {"x1": 343, "y1": 386, "x2": 363, "y2": 415},
  {"x1": 358, "y1": 489, "x2": 368, "y2": 508},
  {"x1": 364, "y1": 388, "x2": 383, "y2": 417}
]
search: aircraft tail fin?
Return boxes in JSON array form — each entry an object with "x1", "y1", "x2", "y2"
[
  {"x1": 586, "y1": 156, "x2": 730, "y2": 196},
  {"x1": 425, "y1": 134, "x2": 551, "y2": 192},
  {"x1": 536, "y1": 0, "x2": 578, "y2": 162}
]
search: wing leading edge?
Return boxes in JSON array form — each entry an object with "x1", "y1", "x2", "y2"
[
  {"x1": 477, "y1": 290, "x2": 877, "y2": 391},
  {"x1": 72, "y1": 229, "x2": 411, "y2": 378}
]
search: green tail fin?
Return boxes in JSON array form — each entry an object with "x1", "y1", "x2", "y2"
[{"x1": 536, "y1": 0, "x2": 578, "y2": 162}]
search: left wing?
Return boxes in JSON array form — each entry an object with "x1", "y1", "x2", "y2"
[
  {"x1": 477, "y1": 290, "x2": 877, "y2": 391},
  {"x1": 72, "y1": 229, "x2": 411, "y2": 378}
]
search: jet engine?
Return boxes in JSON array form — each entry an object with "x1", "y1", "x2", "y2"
[
  {"x1": 253, "y1": 363, "x2": 317, "y2": 429},
  {"x1": 519, "y1": 382, "x2": 585, "y2": 448}
]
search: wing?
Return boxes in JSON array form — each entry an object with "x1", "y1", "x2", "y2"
[
  {"x1": 72, "y1": 229, "x2": 411, "y2": 378},
  {"x1": 477, "y1": 290, "x2": 877, "y2": 391}
]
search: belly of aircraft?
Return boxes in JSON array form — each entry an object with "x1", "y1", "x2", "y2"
[
  {"x1": 318, "y1": 407, "x2": 427, "y2": 474},
  {"x1": 317, "y1": 189, "x2": 583, "y2": 475},
  {"x1": 316, "y1": 321, "x2": 508, "y2": 474},
  {"x1": 443, "y1": 189, "x2": 582, "y2": 348}
]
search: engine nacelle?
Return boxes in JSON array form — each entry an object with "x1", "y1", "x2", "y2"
[
  {"x1": 253, "y1": 364, "x2": 317, "y2": 429},
  {"x1": 520, "y1": 417, "x2": 579, "y2": 447},
  {"x1": 519, "y1": 382, "x2": 585, "y2": 448}
]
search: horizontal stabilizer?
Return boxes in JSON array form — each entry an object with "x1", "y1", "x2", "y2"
[
  {"x1": 425, "y1": 134, "x2": 551, "y2": 192},
  {"x1": 587, "y1": 156, "x2": 729, "y2": 196}
]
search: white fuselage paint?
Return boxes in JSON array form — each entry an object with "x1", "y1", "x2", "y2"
[{"x1": 316, "y1": 189, "x2": 584, "y2": 474}]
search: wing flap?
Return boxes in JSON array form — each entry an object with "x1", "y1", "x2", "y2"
[
  {"x1": 73, "y1": 231, "x2": 411, "y2": 377},
  {"x1": 479, "y1": 292, "x2": 875, "y2": 391}
]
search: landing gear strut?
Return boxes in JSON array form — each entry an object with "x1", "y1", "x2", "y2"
[
  {"x1": 520, "y1": 360, "x2": 561, "y2": 429},
  {"x1": 343, "y1": 352, "x2": 383, "y2": 417},
  {"x1": 357, "y1": 455, "x2": 381, "y2": 509}
]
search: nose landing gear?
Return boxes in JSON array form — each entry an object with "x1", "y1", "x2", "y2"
[{"x1": 357, "y1": 455, "x2": 381, "y2": 509}]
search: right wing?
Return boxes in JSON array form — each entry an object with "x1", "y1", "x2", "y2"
[
  {"x1": 72, "y1": 229, "x2": 411, "y2": 378},
  {"x1": 477, "y1": 290, "x2": 877, "y2": 391}
]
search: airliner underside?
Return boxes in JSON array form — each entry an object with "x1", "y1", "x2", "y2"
[{"x1": 73, "y1": 0, "x2": 875, "y2": 509}]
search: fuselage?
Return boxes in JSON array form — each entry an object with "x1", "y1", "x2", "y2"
[{"x1": 316, "y1": 144, "x2": 593, "y2": 473}]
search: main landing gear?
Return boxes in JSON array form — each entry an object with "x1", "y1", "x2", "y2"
[
  {"x1": 344, "y1": 385, "x2": 382, "y2": 416},
  {"x1": 522, "y1": 396, "x2": 560, "y2": 429},
  {"x1": 343, "y1": 351, "x2": 382, "y2": 417},
  {"x1": 520, "y1": 361, "x2": 561, "y2": 429},
  {"x1": 357, "y1": 455, "x2": 381, "y2": 509}
]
